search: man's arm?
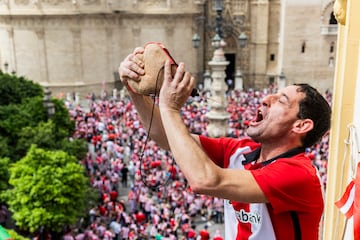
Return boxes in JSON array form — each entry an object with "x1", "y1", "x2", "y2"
[
  {"x1": 118, "y1": 48, "x2": 171, "y2": 150},
  {"x1": 159, "y1": 60, "x2": 268, "y2": 203},
  {"x1": 119, "y1": 49, "x2": 268, "y2": 203}
]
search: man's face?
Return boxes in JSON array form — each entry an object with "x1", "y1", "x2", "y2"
[{"x1": 246, "y1": 85, "x2": 305, "y2": 144}]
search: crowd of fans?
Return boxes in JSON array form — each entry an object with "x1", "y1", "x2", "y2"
[{"x1": 63, "y1": 86, "x2": 332, "y2": 240}]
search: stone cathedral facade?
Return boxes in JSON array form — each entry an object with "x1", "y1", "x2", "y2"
[{"x1": 0, "y1": 0, "x2": 336, "y2": 97}]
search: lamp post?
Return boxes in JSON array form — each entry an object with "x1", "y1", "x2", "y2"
[
  {"x1": 203, "y1": 0, "x2": 229, "y2": 138},
  {"x1": 234, "y1": 69, "x2": 243, "y2": 91},
  {"x1": 192, "y1": 33, "x2": 201, "y2": 49},
  {"x1": 235, "y1": 32, "x2": 248, "y2": 91},
  {"x1": 203, "y1": 69, "x2": 212, "y2": 91},
  {"x1": 238, "y1": 32, "x2": 248, "y2": 48},
  {"x1": 43, "y1": 87, "x2": 55, "y2": 118},
  {"x1": 192, "y1": 0, "x2": 248, "y2": 137},
  {"x1": 3, "y1": 62, "x2": 8, "y2": 73},
  {"x1": 278, "y1": 71, "x2": 286, "y2": 89}
]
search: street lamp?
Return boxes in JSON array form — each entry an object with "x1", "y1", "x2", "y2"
[
  {"x1": 205, "y1": 0, "x2": 230, "y2": 138},
  {"x1": 192, "y1": 33, "x2": 201, "y2": 49},
  {"x1": 278, "y1": 71, "x2": 286, "y2": 89},
  {"x1": 235, "y1": 69, "x2": 244, "y2": 91},
  {"x1": 234, "y1": 32, "x2": 248, "y2": 91},
  {"x1": 213, "y1": 0, "x2": 224, "y2": 11},
  {"x1": 192, "y1": 0, "x2": 226, "y2": 49},
  {"x1": 213, "y1": 0, "x2": 224, "y2": 39},
  {"x1": 203, "y1": 69, "x2": 212, "y2": 90},
  {"x1": 211, "y1": 33, "x2": 222, "y2": 49},
  {"x1": 191, "y1": 0, "x2": 248, "y2": 75},
  {"x1": 279, "y1": 71, "x2": 286, "y2": 81},
  {"x1": 4, "y1": 62, "x2": 8, "y2": 73},
  {"x1": 191, "y1": 0, "x2": 249, "y2": 137},
  {"x1": 238, "y1": 32, "x2": 248, "y2": 48},
  {"x1": 43, "y1": 87, "x2": 55, "y2": 118}
]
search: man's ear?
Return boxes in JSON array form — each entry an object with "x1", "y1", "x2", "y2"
[{"x1": 293, "y1": 119, "x2": 314, "y2": 134}]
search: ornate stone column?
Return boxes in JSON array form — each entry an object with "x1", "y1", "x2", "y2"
[
  {"x1": 7, "y1": 27, "x2": 16, "y2": 74},
  {"x1": 234, "y1": 68, "x2": 243, "y2": 91},
  {"x1": 35, "y1": 28, "x2": 49, "y2": 85},
  {"x1": 206, "y1": 43, "x2": 230, "y2": 138},
  {"x1": 203, "y1": 69, "x2": 212, "y2": 90},
  {"x1": 71, "y1": 28, "x2": 84, "y2": 86}
]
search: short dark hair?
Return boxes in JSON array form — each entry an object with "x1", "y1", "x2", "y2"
[{"x1": 294, "y1": 83, "x2": 331, "y2": 148}]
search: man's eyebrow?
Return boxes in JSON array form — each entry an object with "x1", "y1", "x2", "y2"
[{"x1": 280, "y1": 93, "x2": 290, "y2": 103}]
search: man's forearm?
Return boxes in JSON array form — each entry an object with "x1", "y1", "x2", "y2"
[
  {"x1": 129, "y1": 92, "x2": 170, "y2": 150},
  {"x1": 159, "y1": 108, "x2": 219, "y2": 192}
]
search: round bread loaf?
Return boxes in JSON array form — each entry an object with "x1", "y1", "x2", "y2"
[{"x1": 127, "y1": 43, "x2": 177, "y2": 96}]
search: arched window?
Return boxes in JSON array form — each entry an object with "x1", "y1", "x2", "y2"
[
  {"x1": 301, "y1": 42, "x2": 306, "y2": 53},
  {"x1": 329, "y1": 11, "x2": 337, "y2": 24},
  {"x1": 329, "y1": 57, "x2": 334, "y2": 67},
  {"x1": 270, "y1": 54, "x2": 275, "y2": 61},
  {"x1": 330, "y1": 42, "x2": 335, "y2": 53},
  {"x1": 269, "y1": 76, "x2": 275, "y2": 85}
]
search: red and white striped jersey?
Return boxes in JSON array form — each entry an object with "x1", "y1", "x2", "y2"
[{"x1": 199, "y1": 136, "x2": 324, "y2": 240}]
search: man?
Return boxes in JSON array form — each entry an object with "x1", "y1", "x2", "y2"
[
  {"x1": 118, "y1": 47, "x2": 331, "y2": 239},
  {"x1": 199, "y1": 224, "x2": 210, "y2": 240}
]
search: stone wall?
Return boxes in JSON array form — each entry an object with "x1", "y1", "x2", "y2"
[
  {"x1": 282, "y1": 0, "x2": 336, "y2": 93},
  {"x1": 0, "y1": 0, "x2": 336, "y2": 98},
  {"x1": 0, "y1": 0, "x2": 201, "y2": 98}
]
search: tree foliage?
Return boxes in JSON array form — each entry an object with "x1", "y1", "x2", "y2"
[
  {"x1": 16, "y1": 119, "x2": 84, "y2": 157},
  {"x1": 0, "y1": 72, "x2": 43, "y2": 105},
  {"x1": 3, "y1": 146, "x2": 90, "y2": 233},
  {"x1": 0, "y1": 73, "x2": 93, "y2": 236},
  {"x1": 0, "y1": 137, "x2": 9, "y2": 161},
  {"x1": 0, "y1": 157, "x2": 10, "y2": 191},
  {"x1": 0, "y1": 74, "x2": 81, "y2": 162},
  {"x1": 6, "y1": 229, "x2": 29, "y2": 240}
]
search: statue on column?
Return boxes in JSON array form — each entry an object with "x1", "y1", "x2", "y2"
[{"x1": 334, "y1": 0, "x2": 347, "y2": 25}]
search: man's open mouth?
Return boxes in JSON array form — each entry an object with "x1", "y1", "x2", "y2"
[{"x1": 255, "y1": 109, "x2": 264, "y2": 122}]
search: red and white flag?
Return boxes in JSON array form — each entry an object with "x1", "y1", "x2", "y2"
[
  {"x1": 335, "y1": 180, "x2": 355, "y2": 218},
  {"x1": 355, "y1": 162, "x2": 360, "y2": 240},
  {"x1": 335, "y1": 162, "x2": 360, "y2": 239}
]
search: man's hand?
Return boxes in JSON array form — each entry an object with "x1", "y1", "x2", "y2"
[
  {"x1": 118, "y1": 47, "x2": 145, "y2": 92},
  {"x1": 159, "y1": 60, "x2": 195, "y2": 112}
]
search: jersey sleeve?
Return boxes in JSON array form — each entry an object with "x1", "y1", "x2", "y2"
[
  {"x1": 199, "y1": 136, "x2": 258, "y2": 168},
  {"x1": 251, "y1": 156, "x2": 324, "y2": 213}
]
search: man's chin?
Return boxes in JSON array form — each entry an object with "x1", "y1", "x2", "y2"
[
  {"x1": 246, "y1": 126, "x2": 262, "y2": 139},
  {"x1": 245, "y1": 128, "x2": 255, "y2": 138}
]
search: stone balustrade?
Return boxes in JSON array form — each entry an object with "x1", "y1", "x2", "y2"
[{"x1": 0, "y1": 0, "x2": 201, "y2": 15}]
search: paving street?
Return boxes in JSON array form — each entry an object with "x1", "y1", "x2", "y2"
[{"x1": 117, "y1": 184, "x2": 225, "y2": 238}]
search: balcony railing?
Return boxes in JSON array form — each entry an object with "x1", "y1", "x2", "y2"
[{"x1": 321, "y1": 25, "x2": 339, "y2": 35}]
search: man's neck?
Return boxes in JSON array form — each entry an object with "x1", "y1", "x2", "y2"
[{"x1": 257, "y1": 144, "x2": 304, "y2": 163}]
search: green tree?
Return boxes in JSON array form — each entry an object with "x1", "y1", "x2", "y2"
[
  {"x1": 3, "y1": 145, "x2": 91, "y2": 234},
  {"x1": 0, "y1": 136, "x2": 9, "y2": 157},
  {"x1": 0, "y1": 72, "x2": 43, "y2": 106},
  {"x1": 16, "y1": 120, "x2": 86, "y2": 160},
  {"x1": 7, "y1": 229, "x2": 29, "y2": 240},
  {"x1": 0, "y1": 76, "x2": 81, "y2": 161},
  {"x1": 59, "y1": 138, "x2": 88, "y2": 162},
  {"x1": 0, "y1": 72, "x2": 94, "y2": 238},
  {"x1": 0, "y1": 157, "x2": 10, "y2": 191}
]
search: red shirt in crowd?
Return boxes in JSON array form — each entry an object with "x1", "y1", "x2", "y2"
[
  {"x1": 199, "y1": 228, "x2": 210, "y2": 240},
  {"x1": 109, "y1": 190, "x2": 118, "y2": 202},
  {"x1": 135, "y1": 211, "x2": 146, "y2": 224}
]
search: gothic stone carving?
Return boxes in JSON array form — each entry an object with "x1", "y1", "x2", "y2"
[
  {"x1": 42, "y1": 0, "x2": 66, "y2": 5},
  {"x1": 14, "y1": 0, "x2": 30, "y2": 4},
  {"x1": 83, "y1": 0, "x2": 100, "y2": 5},
  {"x1": 333, "y1": 0, "x2": 347, "y2": 25}
]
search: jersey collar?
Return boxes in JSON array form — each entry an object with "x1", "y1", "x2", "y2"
[{"x1": 243, "y1": 146, "x2": 306, "y2": 166}]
